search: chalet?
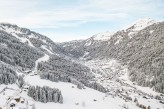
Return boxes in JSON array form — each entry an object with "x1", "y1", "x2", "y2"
[
  {"x1": 20, "y1": 98, "x2": 25, "y2": 103},
  {"x1": 24, "y1": 70, "x2": 32, "y2": 74},
  {"x1": 75, "y1": 102, "x2": 79, "y2": 105},
  {"x1": 14, "y1": 96, "x2": 21, "y2": 102},
  {"x1": 10, "y1": 100, "x2": 16, "y2": 108},
  {"x1": 10, "y1": 103, "x2": 15, "y2": 107},
  {"x1": 23, "y1": 85, "x2": 29, "y2": 91},
  {"x1": 160, "y1": 100, "x2": 164, "y2": 104}
]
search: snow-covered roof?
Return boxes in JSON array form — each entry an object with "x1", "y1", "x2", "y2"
[
  {"x1": 14, "y1": 96, "x2": 20, "y2": 99},
  {"x1": 10, "y1": 100, "x2": 17, "y2": 104}
]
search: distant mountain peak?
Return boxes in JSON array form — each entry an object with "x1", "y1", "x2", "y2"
[
  {"x1": 0, "y1": 22, "x2": 30, "y2": 35},
  {"x1": 90, "y1": 18, "x2": 157, "y2": 41},
  {"x1": 0, "y1": 22, "x2": 17, "y2": 26},
  {"x1": 124, "y1": 18, "x2": 158, "y2": 32},
  {"x1": 92, "y1": 31, "x2": 115, "y2": 41}
]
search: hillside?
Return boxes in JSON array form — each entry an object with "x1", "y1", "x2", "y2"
[{"x1": 59, "y1": 19, "x2": 164, "y2": 94}]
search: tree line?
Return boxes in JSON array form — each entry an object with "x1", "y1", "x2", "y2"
[{"x1": 27, "y1": 85, "x2": 63, "y2": 103}]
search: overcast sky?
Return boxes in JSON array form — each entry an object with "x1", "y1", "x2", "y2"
[{"x1": 0, "y1": 0, "x2": 163, "y2": 42}]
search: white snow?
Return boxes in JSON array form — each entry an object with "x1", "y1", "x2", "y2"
[
  {"x1": 128, "y1": 32, "x2": 137, "y2": 38},
  {"x1": 0, "y1": 58, "x2": 163, "y2": 109},
  {"x1": 119, "y1": 72, "x2": 160, "y2": 96},
  {"x1": 12, "y1": 33, "x2": 35, "y2": 47},
  {"x1": 93, "y1": 31, "x2": 114, "y2": 41},
  {"x1": 83, "y1": 59, "x2": 164, "y2": 109},
  {"x1": 0, "y1": 20, "x2": 164, "y2": 109},
  {"x1": 123, "y1": 18, "x2": 157, "y2": 39},
  {"x1": 115, "y1": 35, "x2": 123, "y2": 45},
  {"x1": 0, "y1": 84, "x2": 22, "y2": 108},
  {"x1": 34, "y1": 54, "x2": 50, "y2": 72},
  {"x1": 0, "y1": 24, "x2": 22, "y2": 34},
  {"x1": 85, "y1": 40, "x2": 92, "y2": 46},
  {"x1": 25, "y1": 75, "x2": 138, "y2": 109},
  {"x1": 149, "y1": 30, "x2": 154, "y2": 34},
  {"x1": 84, "y1": 31, "x2": 114, "y2": 46},
  {"x1": 124, "y1": 18, "x2": 157, "y2": 31},
  {"x1": 41, "y1": 45, "x2": 54, "y2": 54},
  {"x1": 42, "y1": 39, "x2": 47, "y2": 43},
  {"x1": 0, "y1": 80, "x2": 35, "y2": 109},
  {"x1": 79, "y1": 52, "x2": 90, "y2": 60},
  {"x1": 0, "y1": 23, "x2": 35, "y2": 47},
  {"x1": 0, "y1": 43, "x2": 8, "y2": 48},
  {"x1": 28, "y1": 33, "x2": 36, "y2": 38}
]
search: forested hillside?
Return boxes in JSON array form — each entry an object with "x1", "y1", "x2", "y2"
[
  {"x1": 0, "y1": 23, "x2": 106, "y2": 93},
  {"x1": 59, "y1": 20, "x2": 164, "y2": 94}
]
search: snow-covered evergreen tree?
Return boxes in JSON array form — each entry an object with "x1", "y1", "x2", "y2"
[
  {"x1": 27, "y1": 85, "x2": 63, "y2": 103},
  {"x1": 17, "y1": 75, "x2": 25, "y2": 88}
]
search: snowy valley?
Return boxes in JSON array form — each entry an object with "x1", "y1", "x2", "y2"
[{"x1": 0, "y1": 18, "x2": 164, "y2": 109}]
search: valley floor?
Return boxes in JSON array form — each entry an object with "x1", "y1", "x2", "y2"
[
  {"x1": 0, "y1": 57, "x2": 163, "y2": 109},
  {"x1": 0, "y1": 75, "x2": 137, "y2": 109}
]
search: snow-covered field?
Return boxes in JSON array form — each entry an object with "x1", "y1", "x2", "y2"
[
  {"x1": 25, "y1": 75, "x2": 138, "y2": 109},
  {"x1": 0, "y1": 59, "x2": 164, "y2": 109},
  {"x1": 0, "y1": 84, "x2": 35, "y2": 109},
  {"x1": 0, "y1": 57, "x2": 163, "y2": 109},
  {"x1": 1, "y1": 70, "x2": 160, "y2": 109},
  {"x1": 0, "y1": 76, "x2": 138, "y2": 109}
]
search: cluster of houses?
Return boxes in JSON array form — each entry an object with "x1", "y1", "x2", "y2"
[
  {"x1": 8, "y1": 96, "x2": 27, "y2": 109},
  {"x1": 6, "y1": 95, "x2": 34, "y2": 109}
]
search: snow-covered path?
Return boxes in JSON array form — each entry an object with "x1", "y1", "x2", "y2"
[
  {"x1": 34, "y1": 54, "x2": 49, "y2": 72},
  {"x1": 41, "y1": 45, "x2": 54, "y2": 54},
  {"x1": 11, "y1": 33, "x2": 35, "y2": 47}
]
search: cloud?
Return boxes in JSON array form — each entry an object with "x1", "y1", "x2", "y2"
[
  {"x1": 0, "y1": 0, "x2": 163, "y2": 42},
  {"x1": 41, "y1": 32, "x2": 90, "y2": 42},
  {"x1": 0, "y1": 0, "x2": 131, "y2": 28}
]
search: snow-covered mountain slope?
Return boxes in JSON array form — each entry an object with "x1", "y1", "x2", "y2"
[
  {"x1": 59, "y1": 18, "x2": 158, "y2": 59},
  {"x1": 25, "y1": 75, "x2": 137, "y2": 109},
  {"x1": 123, "y1": 18, "x2": 157, "y2": 38},
  {"x1": 123, "y1": 18, "x2": 157, "y2": 31},
  {"x1": 59, "y1": 19, "x2": 164, "y2": 94},
  {"x1": 0, "y1": 23, "x2": 62, "y2": 55},
  {"x1": 92, "y1": 31, "x2": 114, "y2": 41},
  {"x1": 0, "y1": 19, "x2": 164, "y2": 109},
  {"x1": 0, "y1": 22, "x2": 99, "y2": 88},
  {"x1": 0, "y1": 23, "x2": 112, "y2": 109}
]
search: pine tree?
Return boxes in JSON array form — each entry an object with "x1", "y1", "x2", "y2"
[
  {"x1": 40, "y1": 88, "x2": 47, "y2": 103},
  {"x1": 58, "y1": 91, "x2": 63, "y2": 104},
  {"x1": 27, "y1": 85, "x2": 63, "y2": 103},
  {"x1": 53, "y1": 92, "x2": 58, "y2": 103},
  {"x1": 35, "y1": 86, "x2": 40, "y2": 101},
  {"x1": 17, "y1": 75, "x2": 24, "y2": 88},
  {"x1": 47, "y1": 88, "x2": 53, "y2": 102}
]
